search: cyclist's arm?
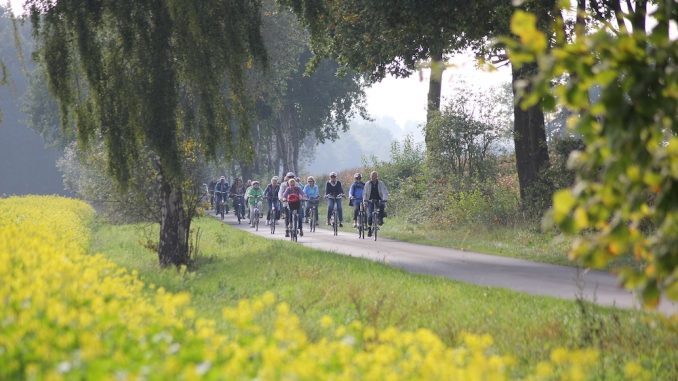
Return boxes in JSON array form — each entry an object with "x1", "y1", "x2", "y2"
[{"x1": 380, "y1": 182, "x2": 389, "y2": 201}]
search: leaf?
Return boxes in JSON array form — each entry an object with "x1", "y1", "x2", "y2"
[
  {"x1": 666, "y1": 279, "x2": 678, "y2": 301},
  {"x1": 641, "y1": 281, "x2": 660, "y2": 309},
  {"x1": 553, "y1": 189, "x2": 576, "y2": 224}
]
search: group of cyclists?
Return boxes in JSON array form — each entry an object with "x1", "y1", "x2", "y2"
[{"x1": 207, "y1": 171, "x2": 389, "y2": 238}]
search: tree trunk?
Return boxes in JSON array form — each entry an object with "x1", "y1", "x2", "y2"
[
  {"x1": 511, "y1": 62, "x2": 550, "y2": 206},
  {"x1": 425, "y1": 46, "x2": 444, "y2": 148},
  {"x1": 153, "y1": 157, "x2": 190, "y2": 267}
]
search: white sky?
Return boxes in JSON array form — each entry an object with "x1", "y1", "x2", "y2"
[{"x1": 365, "y1": 55, "x2": 511, "y2": 129}]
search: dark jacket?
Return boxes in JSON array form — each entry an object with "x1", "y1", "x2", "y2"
[{"x1": 325, "y1": 180, "x2": 344, "y2": 197}]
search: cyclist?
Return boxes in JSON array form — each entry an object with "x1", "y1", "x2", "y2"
[
  {"x1": 246, "y1": 180, "x2": 264, "y2": 227},
  {"x1": 230, "y1": 177, "x2": 246, "y2": 219},
  {"x1": 214, "y1": 176, "x2": 229, "y2": 215},
  {"x1": 303, "y1": 176, "x2": 320, "y2": 223},
  {"x1": 324, "y1": 171, "x2": 345, "y2": 227},
  {"x1": 208, "y1": 177, "x2": 217, "y2": 209},
  {"x1": 348, "y1": 173, "x2": 365, "y2": 228},
  {"x1": 278, "y1": 172, "x2": 297, "y2": 232},
  {"x1": 282, "y1": 178, "x2": 307, "y2": 237},
  {"x1": 362, "y1": 171, "x2": 389, "y2": 237},
  {"x1": 264, "y1": 176, "x2": 281, "y2": 225},
  {"x1": 244, "y1": 179, "x2": 253, "y2": 218}
]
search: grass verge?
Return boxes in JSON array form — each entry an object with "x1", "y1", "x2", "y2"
[{"x1": 92, "y1": 216, "x2": 677, "y2": 380}]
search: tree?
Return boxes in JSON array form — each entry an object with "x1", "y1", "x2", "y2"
[
  {"x1": 280, "y1": 0, "x2": 558, "y2": 210},
  {"x1": 279, "y1": 0, "x2": 492, "y2": 146},
  {"x1": 506, "y1": 1, "x2": 677, "y2": 307},
  {"x1": 428, "y1": 81, "x2": 511, "y2": 180},
  {"x1": 244, "y1": 2, "x2": 367, "y2": 177},
  {"x1": 28, "y1": 0, "x2": 266, "y2": 267}
]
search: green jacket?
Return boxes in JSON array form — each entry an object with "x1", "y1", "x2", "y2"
[{"x1": 246, "y1": 187, "x2": 264, "y2": 206}]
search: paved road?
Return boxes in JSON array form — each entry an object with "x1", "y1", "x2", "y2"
[{"x1": 215, "y1": 213, "x2": 677, "y2": 315}]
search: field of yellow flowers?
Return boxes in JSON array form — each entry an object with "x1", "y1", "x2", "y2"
[{"x1": 0, "y1": 196, "x2": 651, "y2": 380}]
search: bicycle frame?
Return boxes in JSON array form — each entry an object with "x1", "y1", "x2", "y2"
[
  {"x1": 357, "y1": 201, "x2": 367, "y2": 239},
  {"x1": 307, "y1": 197, "x2": 319, "y2": 232},
  {"x1": 232, "y1": 195, "x2": 245, "y2": 224},
  {"x1": 367, "y1": 199, "x2": 385, "y2": 241},
  {"x1": 326, "y1": 194, "x2": 344, "y2": 236}
]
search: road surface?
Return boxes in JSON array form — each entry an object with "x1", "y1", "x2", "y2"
[{"x1": 214, "y1": 213, "x2": 677, "y2": 315}]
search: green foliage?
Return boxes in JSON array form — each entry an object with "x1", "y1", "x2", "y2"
[
  {"x1": 506, "y1": 3, "x2": 678, "y2": 307},
  {"x1": 94, "y1": 216, "x2": 678, "y2": 380},
  {"x1": 30, "y1": 0, "x2": 266, "y2": 186},
  {"x1": 427, "y1": 81, "x2": 512, "y2": 180}
]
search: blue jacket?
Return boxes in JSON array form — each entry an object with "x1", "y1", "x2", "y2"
[
  {"x1": 303, "y1": 184, "x2": 320, "y2": 199},
  {"x1": 349, "y1": 181, "x2": 365, "y2": 201}
]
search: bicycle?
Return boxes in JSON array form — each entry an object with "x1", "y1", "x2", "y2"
[
  {"x1": 325, "y1": 194, "x2": 344, "y2": 236},
  {"x1": 214, "y1": 190, "x2": 228, "y2": 220},
  {"x1": 232, "y1": 194, "x2": 245, "y2": 224},
  {"x1": 367, "y1": 199, "x2": 386, "y2": 241},
  {"x1": 307, "y1": 197, "x2": 319, "y2": 233},
  {"x1": 250, "y1": 197, "x2": 263, "y2": 231},
  {"x1": 269, "y1": 200, "x2": 278, "y2": 235},
  {"x1": 289, "y1": 207, "x2": 299, "y2": 242},
  {"x1": 356, "y1": 200, "x2": 367, "y2": 239}
]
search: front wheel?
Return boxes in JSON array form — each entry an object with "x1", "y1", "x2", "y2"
[
  {"x1": 373, "y1": 212, "x2": 379, "y2": 241},
  {"x1": 270, "y1": 212, "x2": 276, "y2": 234}
]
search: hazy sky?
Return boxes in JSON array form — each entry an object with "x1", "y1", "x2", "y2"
[{"x1": 365, "y1": 56, "x2": 511, "y2": 129}]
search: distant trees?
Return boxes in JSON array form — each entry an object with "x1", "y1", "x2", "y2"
[
  {"x1": 244, "y1": 1, "x2": 368, "y2": 177},
  {"x1": 428, "y1": 83, "x2": 512, "y2": 180},
  {"x1": 279, "y1": 0, "x2": 556, "y2": 211}
]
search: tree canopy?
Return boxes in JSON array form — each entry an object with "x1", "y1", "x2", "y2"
[{"x1": 28, "y1": 0, "x2": 267, "y2": 185}]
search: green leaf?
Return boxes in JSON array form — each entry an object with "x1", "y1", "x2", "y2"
[{"x1": 553, "y1": 189, "x2": 576, "y2": 224}]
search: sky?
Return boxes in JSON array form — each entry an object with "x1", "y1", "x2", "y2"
[{"x1": 364, "y1": 55, "x2": 511, "y2": 130}]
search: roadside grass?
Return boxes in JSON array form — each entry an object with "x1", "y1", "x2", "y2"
[
  {"x1": 91, "y1": 216, "x2": 677, "y2": 380},
  {"x1": 375, "y1": 218, "x2": 573, "y2": 266}
]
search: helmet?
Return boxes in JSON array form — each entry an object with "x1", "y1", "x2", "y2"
[
  {"x1": 252, "y1": 180, "x2": 260, "y2": 185},
  {"x1": 354, "y1": 173, "x2": 362, "y2": 180},
  {"x1": 329, "y1": 171, "x2": 337, "y2": 177},
  {"x1": 286, "y1": 172, "x2": 295, "y2": 178},
  {"x1": 219, "y1": 176, "x2": 226, "y2": 180}
]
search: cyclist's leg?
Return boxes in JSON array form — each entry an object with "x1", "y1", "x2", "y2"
[
  {"x1": 327, "y1": 199, "x2": 335, "y2": 224},
  {"x1": 378, "y1": 201, "x2": 385, "y2": 225},
  {"x1": 296, "y1": 207, "x2": 304, "y2": 230}
]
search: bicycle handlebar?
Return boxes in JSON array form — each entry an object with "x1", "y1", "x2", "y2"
[{"x1": 325, "y1": 194, "x2": 345, "y2": 199}]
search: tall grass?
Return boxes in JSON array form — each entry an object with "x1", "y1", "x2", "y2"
[{"x1": 93, "y1": 216, "x2": 677, "y2": 380}]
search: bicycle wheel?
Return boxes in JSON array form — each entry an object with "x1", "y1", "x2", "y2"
[
  {"x1": 333, "y1": 209, "x2": 338, "y2": 236},
  {"x1": 373, "y1": 212, "x2": 379, "y2": 241},
  {"x1": 254, "y1": 209, "x2": 259, "y2": 231},
  {"x1": 270, "y1": 211, "x2": 276, "y2": 234},
  {"x1": 358, "y1": 210, "x2": 364, "y2": 239},
  {"x1": 290, "y1": 214, "x2": 297, "y2": 242},
  {"x1": 220, "y1": 202, "x2": 224, "y2": 220},
  {"x1": 310, "y1": 209, "x2": 315, "y2": 232}
]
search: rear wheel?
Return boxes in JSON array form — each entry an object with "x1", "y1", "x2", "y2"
[
  {"x1": 270, "y1": 211, "x2": 276, "y2": 234},
  {"x1": 373, "y1": 211, "x2": 379, "y2": 241},
  {"x1": 332, "y1": 210, "x2": 338, "y2": 236},
  {"x1": 254, "y1": 209, "x2": 259, "y2": 231},
  {"x1": 310, "y1": 209, "x2": 316, "y2": 232},
  {"x1": 358, "y1": 210, "x2": 364, "y2": 239}
]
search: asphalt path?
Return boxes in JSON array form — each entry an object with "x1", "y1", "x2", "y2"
[{"x1": 214, "y1": 212, "x2": 677, "y2": 315}]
